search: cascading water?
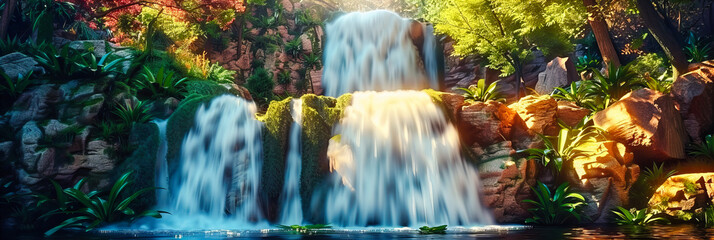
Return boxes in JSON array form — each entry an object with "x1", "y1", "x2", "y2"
[
  {"x1": 317, "y1": 91, "x2": 493, "y2": 227},
  {"x1": 279, "y1": 99, "x2": 304, "y2": 225},
  {"x1": 322, "y1": 10, "x2": 440, "y2": 96},
  {"x1": 153, "y1": 119, "x2": 169, "y2": 209},
  {"x1": 163, "y1": 95, "x2": 264, "y2": 228}
]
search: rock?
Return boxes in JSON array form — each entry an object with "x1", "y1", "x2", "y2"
[
  {"x1": 671, "y1": 63, "x2": 714, "y2": 143},
  {"x1": 43, "y1": 119, "x2": 69, "y2": 137},
  {"x1": 648, "y1": 173, "x2": 714, "y2": 217},
  {"x1": 478, "y1": 141, "x2": 538, "y2": 223},
  {"x1": 557, "y1": 101, "x2": 590, "y2": 127},
  {"x1": 0, "y1": 141, "x2": 13, "y2": 161},
  {"x1": 78, "y1": 94, "x2": 104, "y2": 124},
  {"x1": 0, "y1": 52, "x2": 44, "y2": 79},
  {"x1": 459, "y1": 101, "x2": 526, "y2": 148},
  {"x1": 281, "y1": 0, "x2": 294, "y2": 13},
  {"x1": 593, "y1": 88, "x2": 688, "y2": 161},
  {"x1": 535, "y1": 57, "x2": 579, "y2": 95},
  {"x1": 85, "y1": 140, "x2": 115, "y2": 174},
  {"x1": 300, "y1": 34, "x2": 313, "y2": 54},
  {"x1": 8, "y1": 85, "x2": 61, "y2": 129},
  {"x1": 508, "y1": 95, "x2": 558, "y2": 135},
  {"x1": 566, "y1": 141, "x2": 639, "y2": 223},
  {"x1": 20, "y1": 121, "x2": 42, "y2": 171},
  {"x1": 37, "y1": 148, "x2": 57, "y2": 177},
  {"x1": 69, "y1": 40, "x2": 109, "y2": 56}
]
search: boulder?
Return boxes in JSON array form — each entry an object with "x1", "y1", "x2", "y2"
[
  {"x1": 20, "y1": 121, "x2": 42, "y2": 171},
  {"x1": 0, "y1": 141, "x2": 13, "y2": 161},
  {"x1": 68, "y1": 40, "x2": 109, "y2": 56},
  {"x1": 671, "y1": 63, "x2": 714, "y2": 143},
  {"x1": 8, "y1": 85, "x2": 61, "y2": 128},
  {"x1": 477, "y1": 141, "x2": 538, "y2": 223},
  {"x1": 78, "y1": 94, "x2": 104, "y2": 124},
  {"x1": 508, "y1": 95, "x2": 558, "y2": 135},
  {"x1": 84, "y1": 140, "x2": 115, "y2": 174},
  {"x1": 566, "y1": 141, "x2": 639, "y2": 223},
  {"x1": 0, "y1": 52, "x2": 44, "y2": 79},
  {"x1": 557, "y1": 101, "x2": 591, "y2": 127},
  {"x1": 459, "y1": 101, "x2": 526, "y2": 148},
  {"x1": 42, "y1": 119, "x2": 68, "y2": 137},
  {"x1": 534, "y1": 57, "x2": 579, "y2": 95},
  {"x1": 593, "y1": 88, "x2": 688, "y2": 161},
  {"x1": 648, "y1": 173, "x2": 714, "y2": 217}
]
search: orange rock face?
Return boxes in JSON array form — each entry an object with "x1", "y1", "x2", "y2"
[
  {"x1": 648, "y1": 173, "x2": 714, "y2": 217},
  {"x1": 593, "y1": 88, "x2": 688, "y2": 161},
  {"x1": 459, "y1": 101, "x2": 527, "y2": 148},
  {"x1": 566, "y1": 141, "x2": 639, "y2": 223},
  {"x1": 508, "y1": 95, "x2": 558, "y2": 135},
  {"x1": 556, "y1": 101, "x2": 590, "y2": 127}
]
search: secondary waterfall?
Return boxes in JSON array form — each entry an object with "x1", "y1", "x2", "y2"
[
  {"x1": 322, "y1": 10, "x2": 440, "y2": 96},
  {"x1": 279, "y1": 99, "x2": 304, "y2": 224},
  {"x1": 167, "y1": 95, "x2": 264, "y2": 228},
  {"x1": 153, "y1": 119, "x2": 169, "y2": 209},
  {"x1": 317, "y1": 91, "x2": 493, "y2": 226}
]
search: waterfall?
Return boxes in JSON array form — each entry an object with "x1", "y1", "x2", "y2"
[
  {"x1": 279, "y1": 99, "x2": 304, "y2": 225},
  {"x1": 166, "y1": 95, "x2": 264, "y2": 228},
  {"x1": 317, "y1": 91, "x2": 493, "y2": 227},
  {"x1": 322, "y1": 10, "x2": 440, "y2": 96},
  {"x1": 153, "y1": 119, "x2": 169, "y2": 209}
]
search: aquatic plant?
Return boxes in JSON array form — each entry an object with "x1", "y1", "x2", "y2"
[
  {"x1": 0, "y1": 70, "x2": 33, "y2": 100},
  {"x1": 523, "y1": 182, "x2": 587, "y2": 225},
  {"x1": 419, "y1": 225, "x2": 447, "y2": 234},
  {"x1": 137, "y1": 66, "x2": 188, "y2": 99},
  {"x1": 45, "y1": 171, "x2": 168, "y2": 236},
  {"x1": 688, "y1": 135, "x2": 714, "y2": 160},
  {"x1": 612, "y1": 207, "x2": 669, "y2": 226},
  {"x1": 457, "y1": 79, "x2": 504, "y2": 102}
]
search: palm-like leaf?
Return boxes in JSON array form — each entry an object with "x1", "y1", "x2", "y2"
[
  {"x1": 523, "y1": 182, "x2": 587, "y2": 225},
  {"x1": 112, "y1": 100, "x2": 153, "y2": 128},
  {"x1": 138, "y1": 66, "x2": 187, "y2": 98},
  {"x1": 688, "y1": 135, "x2": 714, "y2": 160},
  {"x1": 458, "y1": 79, "x2": 505, "y2": 102},
  {"x1": 587, "y1": 64, "x2": 642, "y2": 108},
  {"x1": 612, "y1": 206, "x2": 670, "y2": 226}
]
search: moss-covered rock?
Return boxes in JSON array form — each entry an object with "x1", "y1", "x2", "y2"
[
  {"x1": 255, "y1": 97, "x2": 292, "y2": 221},
  {"x1": 183, "y1": 80, "x2": 231, "y2": 96},
  {"x1": 299, "y1": 93, "x2": 351, "y2": 222},
  {"x1": 113, "y1": 122, "x2": 159, "y2": 212}
]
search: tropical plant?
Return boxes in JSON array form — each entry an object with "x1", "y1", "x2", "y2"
[
  {"x1": 277, "y1": 224, "x2": 332, "y2": 232},
  {"x1": 523, "y1": 182, "x2": 587, "y2": 225},
  {"x1": 137, "y1": 66, "x2": 188, "y2": 99},
  {"x1": 246, "y1": 68, "x2": 275, "y2": 103},
  {"x1": 643, "y1": 71, "x2": 673, "y2": 94},
  {"x1": 207, "y1": 63, "x2": 236, "y2": 83},
  {"x1": 587, "y1": 64, "x2": 642, "y2": 108},
  {"x1": 552, "y1": 81, "x2": 594, "y2": 110},
  {"x1": 285, "y1": 38, "x2": 303, "y2": 58},
  {"x1": 575, "y1": 55, "x2": 600, "y2": 73},
  {"x1": 629, "y1": 162, "x2": 677, "y2": 208},
  {"x1": 96, "y1": 121, "x2": 127, "y2": 142},
  {"x1": 24, "y1": 0, "x2": 76, "y2": 43},
  {"x1": 277, "y1": 70, "x2": 292, "y2": 85},
  {"x1": 612, "y1": 207, "x2": 670, "y2": 226},
  {"x1": 418, "y1": 225, "x2": 447, "y2": 234},
  {"x1": 519, "y1": 117, "x2": 602, "y2": 178},
  {"x1": 689, "y1": 135, "x2": 714, "y2": 160},
  {"x1": 251, "y1": 35, "x2": 280, "y2": 53},
  {"x1": 685, "y1": 31, "x2": 712, "y2": 63},
  {"x1": 112, "y1": 100, "x2": 153, "y2": 129},
  {"x1": 695, "y1": 206, "x2": 714, "y2": 228},
  {"x1": 457, "y1": 79, "x2": 504, "y2": 102},
  {"x1": 0, "y1": 70, "x2": 33, "y2": 99},
  {"x1": 44, "y1": 171, "x2": 168, "y2": 236},
  {"x1": 33, "y1": 44, "x2": 82, "y2": 79},
  {"x1": 0, "y1": 36, "x2": 25, "y2": 55},
  {"x1": 75, "y1": 52, "x2": 128, "y2": 79},
  {"x1": 304, "y1": 52, "x2": 321, "y2": 70}
]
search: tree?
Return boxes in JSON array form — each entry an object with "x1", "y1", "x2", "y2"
[
  {"x1": 636, "y1": 0, "x2": 689, "y2": 77},
  {"x1": 583, "y1": 0, "x2": 620, "y2": 67},
  {"x1": 0, "y1": 0, "x2": 17, "y2": 39},
  {"x1": 415, "y1": 0, "x2": 586, "y2": 99}
]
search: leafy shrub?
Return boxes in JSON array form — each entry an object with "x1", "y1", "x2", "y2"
[
  {"x1": 44, "y1": 171, "x2": 168, "y2": 236},
  {"x1": 587, "y1": 64, "x2": 642, "y2": 109},
  {"x1": 112, "y1": 100, "x2": 153, "y2": 129},
  {"x1": 457, "y1": 79, "x2": 504, "y2": 102},
  {"x1": 0, "y1": 36, "x2": 24, "y2": 55},
  {"x1": 523, "y1": 181, "x2": 587, "y2": 225},
  {"x1": 688, "y1": 135, "x2": 714, "y2": 160},
  {"x1": 552, "y1": 81, "x2": 594, "y2": 110},
  {"x1": 251, "y1": 35, "x2": 280, "y2": 53},
  {"x1": 34, "y1": 44, "x2": 82, "y2": 79},
  {"x1": 419, "y1": 225, "x2": 447, "y2": 234},
  {"x1": 137, "y1": 66, "x2": 187, "y2": 99},
  {"x1": 695, "y1": 206, "x2": 714, "y2": 227},
  {"x1": 643, "y1": 70, "x2": 673, "y2": 94},
  {"x1": 277, "y1": 70, "x2": 292, "y2": 85},
  {"x1": 629, "y1": 163, "x2": 677, "y2": 208},
  {"x1": 612, "y1": 207, "x2": 669, "y2": 226},
  {"x1": 207, "y1": 63, "x2": 236, "y2": 83},
  {"x1": 246, "y1": 68, "x2": 275, "y2": 103},
  {"x1": 285, "y1": 38, "x2": 303, "y2": 58},
  {"x1": 0, "y1": 70, "x2": 33, "y2": 100},
  {"x1": 75, "y1": 52, "x2": 128, "y2": 79},
  {"x1": 685, "y1": 31, "x2": 712, "y2": 63},
  {"x1": 304, "y1": 52, "x2": 321, "y2": 70},
  {"x1": 575, "y1": 55, "x2": 600, "y2": 73},
  {"x1": 629, "y1": 53, "x2": 667, "y2": 80},
  {"x1": 519, "y1": 117, "x2": 602, "y2": 178}
]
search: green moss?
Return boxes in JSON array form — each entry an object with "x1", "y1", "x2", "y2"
[
  {"x1": 422, "y1": 89, "x2": 458, "y2": 124},
  {"x1": 299, "y1": 93, "x2": 351, "y2": 222},
  {"x1": 113, "y1": 122, "x2": 159, "y2": 212},
  {"x1": 183, "y1": 80, "x2": 230, "y2": 96},
  {"x1": 255, "y1": 97, "x2": 292, "y2": 220},
  {"x1": 166, "y1": 94, "x2": 216, "y2": 167}
]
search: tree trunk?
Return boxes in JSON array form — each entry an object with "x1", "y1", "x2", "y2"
[
  {"x1": 583, "y1": 0, "x2": 621, "y2": 68},
  {"x1": 0, "y1": 0, "x2": 17, "y2": 40},
  {"x1": 231, "y1": 12, "x2": 245, "y2": 60},
  {"x1": 636, "y1": 0, "x2": 689, "y2": 76}
]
